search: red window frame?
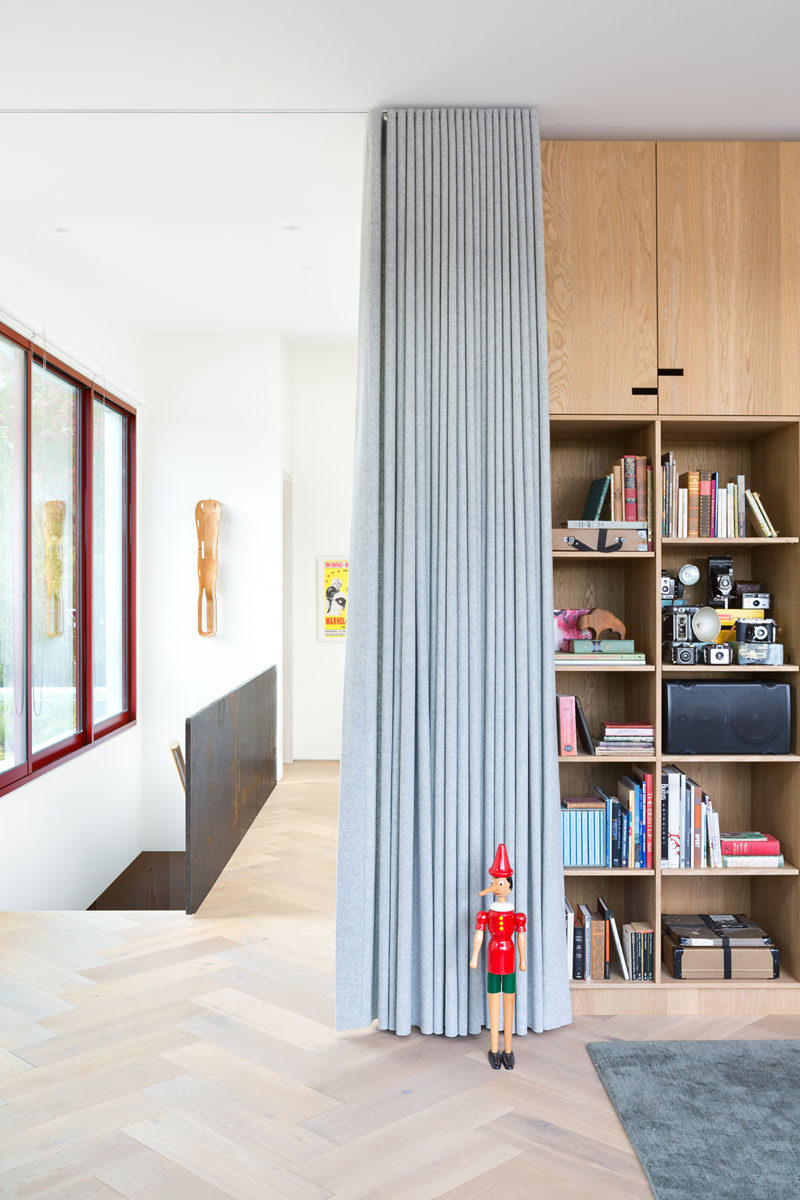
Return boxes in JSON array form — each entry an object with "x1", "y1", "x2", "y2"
[{"x1": 0, "y1": 318, "x2": 136, "y2": 797}]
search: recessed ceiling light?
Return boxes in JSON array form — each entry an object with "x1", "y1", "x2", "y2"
[
  {"x1": 304, "y1": 266, "x2": 320, "y2": 272},
  {"x1": 282, "y1": 224, "x2": 301, "y2": 232},
  {"x1": 54, "y1": 227, "x2": 71, "y2": 233}
]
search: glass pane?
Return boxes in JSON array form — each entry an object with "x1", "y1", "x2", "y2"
[
  {"x1": 92, "y1": 402, "x2": 128, "y2": 723},
  {"x1": 31, "y1": 365, "x2": 79, "y2": 752},
  {"x1": 0, "y1": 335, "x2": 26, "y2": 775}
]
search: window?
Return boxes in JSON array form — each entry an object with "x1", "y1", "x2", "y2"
[{"x1": 0, "y1": 321, "x2": 135, "y2": 794}]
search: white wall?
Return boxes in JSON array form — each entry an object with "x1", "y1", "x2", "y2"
[
  {"x1": 139, "y1": 333, "x2": 284, "y2": 848},
  {"x1": 285, "y1": 337, "x2": 357, "y2": 760},
  {"x1": 0, "y1": 259, "x2": 144, "y2": 910}
]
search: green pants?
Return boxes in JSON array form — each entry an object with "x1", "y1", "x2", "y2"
[{"x1": 487, "y1": 971, "x2": 516, "y2": 994}]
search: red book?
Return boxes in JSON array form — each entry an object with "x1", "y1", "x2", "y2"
[
  {"x1": 623, "y1": 456, "x2": 637, "y2": 521},
  {"x1": 719, "y1": 834, "x2": 782, "y2": 856},
  {"x1": 635, "y1": 456, "x2": 647, "y2": 524},
  {"x1": 556, "y1": 695, "x2": 577, "y2": 757},
  {"x1": 692, "y1": 783, "x2": 703, "y2": 868}
]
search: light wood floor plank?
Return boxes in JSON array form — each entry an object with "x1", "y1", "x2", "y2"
[{"x1": 95, "y1": 1148, "x2": 233, "y2": 1200}]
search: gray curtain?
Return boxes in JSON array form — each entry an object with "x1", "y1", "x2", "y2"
[{"x1": 336, "y1": 106, "x2": 571, "y2": 1037}]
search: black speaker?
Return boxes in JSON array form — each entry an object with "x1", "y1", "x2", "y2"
[{"x1": 663, "y1": 681, "x2": 791, "y2": 755}]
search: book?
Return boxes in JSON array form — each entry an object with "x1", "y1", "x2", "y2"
[
  {"x1": 745, "y1": 489, "x2": 771, "y2": 537},
  {"x1": 556, "y1": 653, "x2": 646, "y2": 663},
  {"x1": 699, "y1": 470, "x2": 712, "y2": 537},
  {"x1": 679, "y1": 470, "x2": 700, "y2": 536},
  {"x1": 590, "y1": 908, "x2": 608, "y2": 980},
  {"x1": 635, "y1": 456, "x2": 647, "y2": 525},
  {"x1": 565, "y1": 899, "x2": 574, "y2": 978},
  {"x1": 556, "y1": 694, "x2": 577, "y2": 756},
  {"x1": 572, "y1": 921, "x2": 585, "y2": 980},
  {"x1": 622, "y1": 456, "x2": 637, "y2": 521},
  {"x1": 573, "y1": 695, "x2": 595, "y2": 755},
  {"x1": 630, "y1": 766, "x2": 654, "y2": 870},
  {"x1": 598, "y1": 896, "x2": 628, "y2": 980},
  {"x1": 604, "y1": 723, "x2": 654, "y2": 734},
  {"x1": 646, "y1": 463, "x2": 653, "y2": 549},
  {"x1": 611, "y1": 463, "x2": 623, "y2": 522},
  {"x1": 722, "y1": 855, "x2": 785, "y2": 869},
  {"x1": 567, "y1": 640, "x2": 636, "y2": 654},
  {"x1": 719, "y1": 833, "x2": 781, "y2": 856},
  {"x1": 581, "y1": 475, "x2": 612, "y2": 521},
  {"x1": 736, "y1": 473, "x2": 746, "y2": 538},
  {"x1": 752, "y1": 491, "x2": 777, "y2": 536}
]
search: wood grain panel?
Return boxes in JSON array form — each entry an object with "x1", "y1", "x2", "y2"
[
  {"x1": 186, "y1": 666, "x2": 277, "y2": 914},
  {"x1": 542, "y1": 141, "x2": 658, "y2": 414},
  {"x1": 657, "y1": 142, "x2": 800, "y2": 415}
]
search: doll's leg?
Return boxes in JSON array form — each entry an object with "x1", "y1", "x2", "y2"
[
  {"x1": 488, "y1": 990, "x2": 501, "y2": 1054},
  {"x1": 502, "y1": 991, "x2": 515, "y2": 1053}
]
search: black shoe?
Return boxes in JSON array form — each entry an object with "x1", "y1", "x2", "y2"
[
  {"x1": 501, "y1": 1050, "x2": 515, "y2": 1070},
  {"x1": 488, "y1": 1050, "x2": 502, "y2": 1069}
]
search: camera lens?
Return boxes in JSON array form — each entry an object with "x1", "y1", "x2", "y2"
[{"x1": 753, "y1": 625, "x2": 768, "y2": 641}]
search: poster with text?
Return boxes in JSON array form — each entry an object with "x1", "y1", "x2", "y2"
[{"x1": 318, "y1": 557, "x2": 349, "y2": 640}]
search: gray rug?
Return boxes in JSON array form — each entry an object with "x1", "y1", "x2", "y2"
[{"x1": 588, "y1": 1040, "x2": 800, "y2": 1200}]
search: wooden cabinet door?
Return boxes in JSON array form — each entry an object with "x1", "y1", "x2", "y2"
[
  {"x1": 542, "y1": 141, "x2": 658, "y2": 415},
  {"x1": 657, "y1": 141, "x2": 800, "y2": 415}
]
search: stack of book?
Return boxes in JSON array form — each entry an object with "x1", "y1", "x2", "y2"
[
  {"x1": 594, "y1": 721, "x2": 655, "y2": 755},
  {"x1": 561, "y1": 765, "x2": 654, "y2": 869},
  {"x1": 565, "y1": 896, "x2": 653, "y2": 981},
  {"x1": 555, "y1": 638, "x2": 646, "y2": 666},
  {"x1": 660, "y1": 453, "x2": 778, "y2": 537},
  {"x1": 661, "y1": 765, "x2": 785, "y2": 869},
  {"x1": 718, "y1": 831, "x2": 784, "y2": 870},
  {"x1": 662, "y1": 913, "x2": 779, "y2": 980}
]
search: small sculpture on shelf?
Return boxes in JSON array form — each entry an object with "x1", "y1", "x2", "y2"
[{"x1": 469, "y1": 843, "x2": 527, "y2": 1070}]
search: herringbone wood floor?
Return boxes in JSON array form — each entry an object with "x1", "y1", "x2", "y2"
[{"x1": 2, "y1": 761, "x2": 800, "y2": 1199}]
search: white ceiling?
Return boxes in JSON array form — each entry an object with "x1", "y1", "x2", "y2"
[{"x1": 0, "y1": 1, "x2": 797, "y2": 341}]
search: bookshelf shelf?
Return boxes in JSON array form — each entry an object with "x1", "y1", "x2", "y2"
[{"x1": 552, "y1": 411, "x2": 800, "y2": 1013}]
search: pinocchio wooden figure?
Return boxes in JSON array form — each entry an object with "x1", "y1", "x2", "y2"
[{"x1": 469, "y1": 843, "x2": 527, "y2": 1070}]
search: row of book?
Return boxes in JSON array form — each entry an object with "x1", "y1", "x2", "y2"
[
  {"x1": 661, "y1": 765, "x2": 785, "y2": 868},
  {"x1": 561, "y1": 767, "x2": 654, "y2": 869},
  {"x1": 556, "y1": 694, "x2": 655, "y2": 757},
  {"x1": 581, "y1": 458, "x2": 653, "y2": 543},
  {"x1": 660, "y1": 455, "x2": 779, "y2": 537},
  {"x1": 565, "y1": 896, "x2": 654, "y2": 981}
]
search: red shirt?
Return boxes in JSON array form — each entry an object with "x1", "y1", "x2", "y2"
[{"x1": 475, "y1": 906, "x2": 527, "y2": 974}]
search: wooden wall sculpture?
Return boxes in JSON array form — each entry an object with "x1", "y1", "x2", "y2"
[
  {"x1": 196, "y1": 498, "x2": 220, "y2": 637},
  {"x1": 43, "y1": 500, "x2": 66, "y2": 638}
]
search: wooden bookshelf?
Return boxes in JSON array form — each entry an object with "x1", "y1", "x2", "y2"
[{"x1": 552, "y1": 414, "x2": 800, "y2": 1014}]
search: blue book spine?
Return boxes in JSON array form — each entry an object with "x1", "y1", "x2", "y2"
[{"x1": 580, "y1": 810, "x2": 588, "y2": 866}]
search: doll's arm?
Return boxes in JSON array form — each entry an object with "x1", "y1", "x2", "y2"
[
  {"x1": 516, "y1": 912, "x2": 527, "y2": 972},
  {"x1": 470, "y1": 911, "x2": 488, "y2": 968}
]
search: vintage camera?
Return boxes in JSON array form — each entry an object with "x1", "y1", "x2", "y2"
[
  {"x1": 661, "y1": 571, "x2": 677, "y2": 601},
  {"x1": 708, "y1": 556, "x2": 735, "y2": 606},
  {"x1": 740, "y1": 593, "x2": 772, "y2": 610},
  {"x1": 663, "y1": 641, "x2": 701, "y2": 665},
  {"x1": 736, "y1": 642, "x2": 785, "y2": 665},
  {"x1": 663, "y1": 607, "x2": 698, "y2": 643},
  {"x1": 736, "y1": 618, "x2": 778, "y2": 644},
  {"x1": 703, "y1": 643, "x2": 734, "y2": 665}
]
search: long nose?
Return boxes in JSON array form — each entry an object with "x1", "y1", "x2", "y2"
[{"x1": 479, "y1": 882, "x2": 501, "y2": 896}]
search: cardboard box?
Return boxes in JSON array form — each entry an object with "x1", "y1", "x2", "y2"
[
  {"x1": 662, "y1": 935, "x2": 780, "y2": 980},
  {"x1": 553, "y1": 528, "x2": 649, "y2": 553}
]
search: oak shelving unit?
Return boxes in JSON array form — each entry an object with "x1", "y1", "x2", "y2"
[{"x1": 552, "y1": 413, "x2": 800, "y2": 1013}]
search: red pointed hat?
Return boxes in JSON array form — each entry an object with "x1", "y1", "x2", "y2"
[{"x1": 488, "y1": 843, "x2": 513, "y2": 878}]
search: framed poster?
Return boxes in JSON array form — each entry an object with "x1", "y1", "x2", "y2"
[{"x1": 318, "y1": 557, "x2": 349, "y2": 640}]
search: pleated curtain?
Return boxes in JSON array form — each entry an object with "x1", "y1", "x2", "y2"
[{"x1": 336, "y1": 106, "x2": 571, "y2": 1037}]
